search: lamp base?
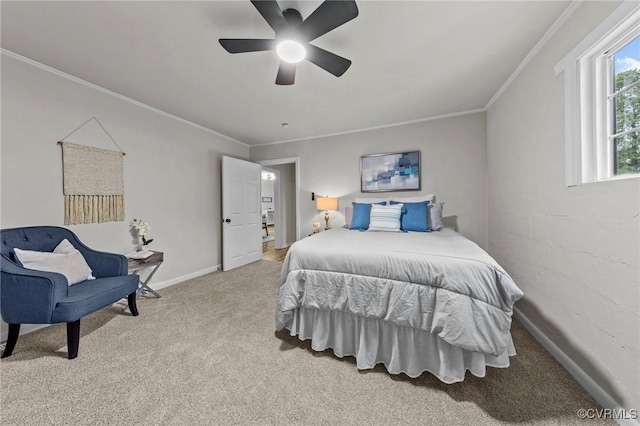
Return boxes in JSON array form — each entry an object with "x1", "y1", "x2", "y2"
[{"x1": 324, "y1": 211, "x2": 331, "y2": 230}]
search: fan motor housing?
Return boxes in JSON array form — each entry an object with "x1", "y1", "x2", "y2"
[{"x1": 282, "y1": 8, "x2": 303, "y2": 26}]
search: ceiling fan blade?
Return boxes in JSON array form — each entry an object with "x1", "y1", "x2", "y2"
[
  {"x1": 250, "y1": 0, "x2": 288, "y2": 34},
  {"x1": 219, "y1": 39, "x2": 275, "y2": 53},
  {"x1": 276, "y1": 62, "x2": 296, "y2": 85},
  {"x1": 298, "y1": 0, "x2": 359, "y2": 42},
  {"x1": 305, "y1": 44, "x2": 352, "y2": 77}
]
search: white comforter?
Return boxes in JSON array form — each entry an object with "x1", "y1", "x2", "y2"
[{"x1": 276, "y1": 228, "x2": 523, "y2": 357}]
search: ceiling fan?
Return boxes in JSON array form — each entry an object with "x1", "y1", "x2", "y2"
[{"x1": 219, "y1": 0, "x2": 359, "y2": 85}]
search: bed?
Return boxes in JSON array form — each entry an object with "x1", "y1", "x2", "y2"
[{"x1": 275, "y1": 227, "x2": 524, "y2": 383}]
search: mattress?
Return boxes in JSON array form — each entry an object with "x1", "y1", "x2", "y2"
[{"x1": 275, "y1": 228, "x2": 524, "y2": 382}]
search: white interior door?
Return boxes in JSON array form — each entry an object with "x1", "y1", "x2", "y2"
[{"x1": 222, "y1": 156, "x2": 262, "y2": 271}]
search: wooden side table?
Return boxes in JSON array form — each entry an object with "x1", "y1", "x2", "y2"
[{"x1": 127, "y1": 251, "x2": 164, "y2": 298}]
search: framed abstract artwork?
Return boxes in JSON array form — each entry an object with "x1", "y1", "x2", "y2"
[{"x1": 360, "y1": 151, "x2": 421, "y2": 192}]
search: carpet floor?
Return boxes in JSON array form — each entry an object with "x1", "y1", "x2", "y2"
[{"x1": 0, "y1": 260, "x2": 612, "y2": 425}]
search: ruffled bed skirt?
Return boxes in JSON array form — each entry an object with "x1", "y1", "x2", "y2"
[{"x1": 285, "y1": 307, "x2": 516, "y2": 384}]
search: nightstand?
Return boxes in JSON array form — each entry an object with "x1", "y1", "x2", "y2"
[{"x1": 127, "y1": 251, "x2": 164, "y2": 298}]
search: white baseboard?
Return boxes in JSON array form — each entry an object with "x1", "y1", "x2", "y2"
[
  {"x1": 147, "y1": 264, "x2": 221, "y2": 292},
  {"x1": 514, "y1": 308, "x2": 639, "y2": 426},
  {"x1": 0, "y1": 264, "x2": 221, "y2": 343},
  {"x1": 0, "y1": 324, "x2": 52, "y2": 346}
]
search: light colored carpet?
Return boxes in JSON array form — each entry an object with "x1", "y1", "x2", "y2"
[{"x1": 1, "y1": 260, "x2": 612, "y2": 425}]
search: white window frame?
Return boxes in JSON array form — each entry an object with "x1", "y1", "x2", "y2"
[{"x1": 555, "y1": 2, "x2": 640, "y2": 186}]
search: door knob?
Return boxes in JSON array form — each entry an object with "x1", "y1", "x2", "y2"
[{"x1": 224, "y1": 218, "x2": 231, "y2": 223}]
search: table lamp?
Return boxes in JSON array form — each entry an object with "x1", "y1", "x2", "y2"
[{"x1": 316, "y1": 196, "x2": 338, "y2": 230}]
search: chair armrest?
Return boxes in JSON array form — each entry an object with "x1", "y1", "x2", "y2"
[
  {"x1": 80, "y1": 249, "x2": 127, "y2": 278},
  {"x1": 64, "y1": 236, "x2": 128, "y2": 278},
  {"x1": 0, "y1": 255, "x2": 68, "y2": 324}
]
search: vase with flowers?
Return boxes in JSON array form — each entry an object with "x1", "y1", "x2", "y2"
[{"x1": 130, "y1": 218, "x2": 153, "y2": 252}]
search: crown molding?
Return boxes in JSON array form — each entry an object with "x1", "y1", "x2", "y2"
[
  {"x1": 2, "y1": 0, "x2": 584, "y2": 149},
  {"x1": 1, "y1": 48, "x2": 249, "y2": 148},
  {"x1": 253, "y1": 108, "x2": 486, "y2": 147},
  {"x1": 485, "y1": 0, "x2": 583, "y2": 110}
]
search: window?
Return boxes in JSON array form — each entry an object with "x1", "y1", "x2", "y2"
[
  {"x1": 555, "y1": 3, "x2": 640, "y2": 186},
  {"x1": 610, "y1": 36, "x2": 640, "y2": 176}
]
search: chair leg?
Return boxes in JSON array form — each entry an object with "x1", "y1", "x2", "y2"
[
  {"x1": 67, "y1": 320, "x2": 80, "y2": 360},
  {"x1": 128, "y1": 292, "x2": 139, "y2": 316},
  {"x1": 1, "y1": 323, "x2": 20, "y2": 358}
]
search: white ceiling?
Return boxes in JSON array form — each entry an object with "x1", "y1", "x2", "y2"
[{"x1": 1, "y1": 1, "x2": 570, "y2": 146}]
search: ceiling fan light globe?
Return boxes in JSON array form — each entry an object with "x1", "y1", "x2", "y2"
[{"x1": 276, "y1": 40, "x2": 306, "y2": 63}]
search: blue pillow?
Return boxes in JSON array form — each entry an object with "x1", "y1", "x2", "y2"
[
  {"x1": 390, "y1": 200, "x2": 430, "y2": 232},
  {"x1": 350, "y1": 202, "x2": 385, "y2": 230}
]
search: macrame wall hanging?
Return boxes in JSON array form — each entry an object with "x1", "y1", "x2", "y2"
[{"x1": 58, "y1": 117, "x2": 126, "y2": 225}]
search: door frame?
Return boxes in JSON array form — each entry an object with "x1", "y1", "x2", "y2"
[{"x1": 257, "y1": 157, "x2": 301, "y2": 245}]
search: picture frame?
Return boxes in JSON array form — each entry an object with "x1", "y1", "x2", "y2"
[
  {"x1": 261, "y1": 196, "x2": 273, "y2": 203},
  {"x1": 360, "y1": 151, "x2": 421, "y2": 192}
]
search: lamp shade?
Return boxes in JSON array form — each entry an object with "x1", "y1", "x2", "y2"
[{"x1": 316, "y1": 197, "x2": 338, "y2": 211}]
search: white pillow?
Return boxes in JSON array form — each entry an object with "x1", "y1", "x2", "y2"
[
  {"x1": 391, "y1": 194, "x2": 434, "y2": 203},
  {"x1": 368, "y1": 204, "x2": 403, "y2": 232},
  {"x1": 429, "y1": 202, "x2": 445, "y2": 231},
  {"x1": 344, "y1": 205, "x2": 354, "y2": 228},
  {"x1": 355, "y1": 196, "x2": 391, "y2": 205},
  {"x1": 54, "y1": 239, "x2": 96, "y2": 280},
  {"x1": 14, "y1": 239, "x2": 94, "y2": 285},
  {"x1": 53, "y1": 238, "x2": 81, "y2": 255}
]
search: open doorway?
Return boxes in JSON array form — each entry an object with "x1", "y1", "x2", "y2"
[
  {"x1": 261, "y1": 168, "x2": 276, "y2": 244},
  {"x1": 258, "y1": 157, "x2": 299, "y2": 261}
]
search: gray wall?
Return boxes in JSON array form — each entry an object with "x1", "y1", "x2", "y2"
[
  {"x1": 261, "y1": 176, "x2": 275, "y2": 212},
  {"x1": 486, "y1": 1, "x2": 639, "y2": 412},
  {"x1": 251, "y1": 112, "x2": 488, "y2": 248},
  {"x1": 1, "y1": 55, "x2": 249, "y2": 334}
]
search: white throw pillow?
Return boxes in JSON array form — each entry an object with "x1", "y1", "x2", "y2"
[
  {"x1": 391, "y1": 193, "x2": 434, "y2": 203},
  {"x1": 429, "y1": 202, "x2": 445, "y2": 231},
  {"x1": 368, "y1": 204, "x2": 403, "y2": 232},
  {"x1": 53, "y1": 238, "x2": 80, "y2": 255},
  {"x1": 344, "y1": 205, "x2": 354, "y2": 228},
  {"x1": 54, "y1": 239, "x2": 95, "y2": 280},
  {"x1": 354, "y1": 196, "x2": 391, "y2": 205},
  {"x1": 14, "y1": 239, "x2": 94, "y2": 285}
]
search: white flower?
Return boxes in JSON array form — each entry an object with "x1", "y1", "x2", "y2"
[{"x1": 130, "y1": 219, "x2": 151, "y2": 238}]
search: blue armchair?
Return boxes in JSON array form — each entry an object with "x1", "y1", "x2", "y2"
[{"x1": 1, "y1": 226, "x2": 139, "y2": 359}]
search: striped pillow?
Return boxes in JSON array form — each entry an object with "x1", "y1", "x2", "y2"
[{"x1": 368, "y1": 204, "x2": 403, "y2": 232}]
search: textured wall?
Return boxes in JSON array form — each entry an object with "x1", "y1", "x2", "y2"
[{"x1": 486, "y1": 1, "x2": 639, "y2": 412}]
